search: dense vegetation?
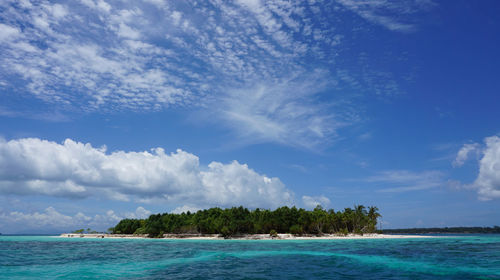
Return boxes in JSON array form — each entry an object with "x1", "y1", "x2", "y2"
[
  {"x1": 111, "y1": 205, "x2": 381, "y2": 238},
  {"x1": 382, "y1": 226, "x2": 500, "y2": 234}
]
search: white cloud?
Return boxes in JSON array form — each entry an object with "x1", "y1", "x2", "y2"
[
  {"x1": 418, "y1": 135, "x2": 500, "y2": 201},
  {"x1": 0, "y1": 23, "x2": 20, "y2": 41},
  {"x1": 453, "y1": 143, "x2": 480, "y2": 167},
  {"x1": 0, "y1": 1, "x2": 196, "y2": 111},
  {"x1": 0, "y1": 106, "x2": 70, "y2": 122},
  {"x1": 2, "y1": 0, "x2": 305, "y2": 111},
  {"x1": 43, "y1": 3, "x2": 68, "y2": 19},
  {"x1": 336, "y1": 0, "x2": 435, "y2": 32},
  {"x1": 217, "y1": 74, "x2": 355, "y2": 149},
  {"x1": 0, "y1": 0, "x2": 427, "y2": 148},
  {"x1": 302, "y1": 195, "x2": 331, "y2": 209},
  {"x1": 0, "y1": 137, "x2": 293, "y2": 208},
  {"x1": 0, "y1": 206, "x2": 150, "y2": 233},
  {"x1": 80, "y1": 0, "x2": 111, "y2": 13},
  {"x1": 117, "y1": 23, "x2": 141, "y2": 39},
  {"x1": 122, "y1": 206, "x2": 152, "y2": 219},
  {"x1": 144, "y1": 0, "x2": 168, "y2": 9},
  {"x1": 1, "y1": 207, "x2": 89, "y2": 229},
  {"x1": 171, "y1": 205, "x2": 200, "y2": 214},
  {"x1": 200, "y1": 161, "x2": 292, "y2": 208},
  {"x1": 366, "y1": 170, "x2": 445, "y2": 193},
  {"x1": 171, "y1": 11, "x2": 182, "y2": 26},
  {"x1": 471, "y1": 136, "x2": 500, "y2": 200}
]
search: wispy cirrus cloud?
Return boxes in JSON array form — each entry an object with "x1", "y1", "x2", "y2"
[
  {"x1": 366, "y1": 170, "x2": 445, "y2": 193},
  {"x1": 0, "y1": 106, "x2": 70, "y2": 122},
  {"x1": 217, "y1": 73, "x2": 357, "y2": 149}
]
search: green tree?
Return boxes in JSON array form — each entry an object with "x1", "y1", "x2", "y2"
[
  {"x1": 367, "y1": 206, "x2": 381, "y2": 232},
  {"x1": 220, "y1": 226, "x2": 232, "y2": 238},
  {"x1": 289, "y1": 224, "x2": 303, "y2": 235},
  {"x1": 311, "y1": 205, "x2": 328, "y2": 234},
  {"x1": 114, "y1": 218, "x2": 143, "y2": 234}
]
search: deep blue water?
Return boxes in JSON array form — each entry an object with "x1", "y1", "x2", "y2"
[{"x1": 1, "y1": 235, "x2": 499, "y2": 279}]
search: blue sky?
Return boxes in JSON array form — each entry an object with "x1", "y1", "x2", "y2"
[{"x1": 0, "y1": 0, "x2": 499, "y2": 233}]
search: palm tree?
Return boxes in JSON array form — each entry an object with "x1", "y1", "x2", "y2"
[
  {"x1": 353, "y1": 205, "x2": 366, "y2": 232},
  {"x1": 342, "y1": 208, "x2": 354, "y2": 232},
  {"x1": 367, "y1": 206, "x2": 381, "y2": 232}
]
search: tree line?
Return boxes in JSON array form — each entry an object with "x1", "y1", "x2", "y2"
[{"x1": 111, "y1": 205, "x2": 381, "y2": 238}]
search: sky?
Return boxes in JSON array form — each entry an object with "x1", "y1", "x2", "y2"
[{"x1": 0, "y1": 0, "x2": 499, "y2": 233}]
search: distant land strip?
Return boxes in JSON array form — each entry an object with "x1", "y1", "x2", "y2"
[{"x1": 382, "y1": 226, "x2": 500, "y2": 234}]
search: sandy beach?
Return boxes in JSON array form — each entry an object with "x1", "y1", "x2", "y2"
[{"x1": 59, "y1": 233, "x2": 434, "y2": 240}]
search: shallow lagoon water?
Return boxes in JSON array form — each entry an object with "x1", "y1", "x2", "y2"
[{"x1": 1, "y1": 235, "x2": 499, "y2": 279}]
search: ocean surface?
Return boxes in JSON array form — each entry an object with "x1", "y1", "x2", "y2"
[{"x1": 1, "y1": 235, "x2": 499, "y2": 279}]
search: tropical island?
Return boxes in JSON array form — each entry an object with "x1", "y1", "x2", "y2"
[
  {"x1": 61, "y1": 205, "x2": 429, "y2": 239},
  {"x1": 111, "y1": 205, "x2": 380, "y2": 238}
]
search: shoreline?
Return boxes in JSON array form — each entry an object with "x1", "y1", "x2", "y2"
[{"x1": 59, "y1": 233, "x2": 435, "y2": 240}]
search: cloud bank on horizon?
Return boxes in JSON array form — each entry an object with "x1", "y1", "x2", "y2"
[
  {"x1": 0, "y1": 206, "x2": 151, "y2": 233},
  {"x1": 0, "y1": 137, "x2": 293, "y2": 209},
  {"x1": 0, "y1": 135, "x2": 498, "y2": 205}
]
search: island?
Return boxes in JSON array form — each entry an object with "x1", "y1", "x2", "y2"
[{"x1": 61, "y1": 205, "x2": 433, "y2": 239}]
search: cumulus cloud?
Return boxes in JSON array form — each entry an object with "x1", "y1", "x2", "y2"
[
  {"x1": 1, "y1": 207, "x2": 90, "y2": 230},
  {"x1": 366, "y1": 136, "x2": 500, "y2": 200},
  {"x1": 124, "y1": 206, "x2": 152, "y2": 219},
  {"x1": 170, "y1": 205, "x2": 200, "y2": 214},
  {"x1": 453, "y1": 143, "x2": 480, "y2": 167},
  {"x1": 0, "y1": 137, "x2": 293, "y2": 208},
  {"x1": 470, "y1": 136, "x2": 500, "y2": 200},
  {"x1": 0, "y1": 206, "x2": 150, "y2": 233},
  {"x1": 302, "y1": 195, "x2": 331, "y2": 209}
]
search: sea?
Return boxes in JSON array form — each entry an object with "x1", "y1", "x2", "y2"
[{"x1": 0, "y1": 235, "x2": 499, "y2": 279}]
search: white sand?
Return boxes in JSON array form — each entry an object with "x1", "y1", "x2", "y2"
[{"x1": 59, "y1": 233, "x2": 434, "y2": 240}]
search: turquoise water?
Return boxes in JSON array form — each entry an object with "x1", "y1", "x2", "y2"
[{"x1": 1, "y1": 235, "x2": 499, "y2": 279}]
